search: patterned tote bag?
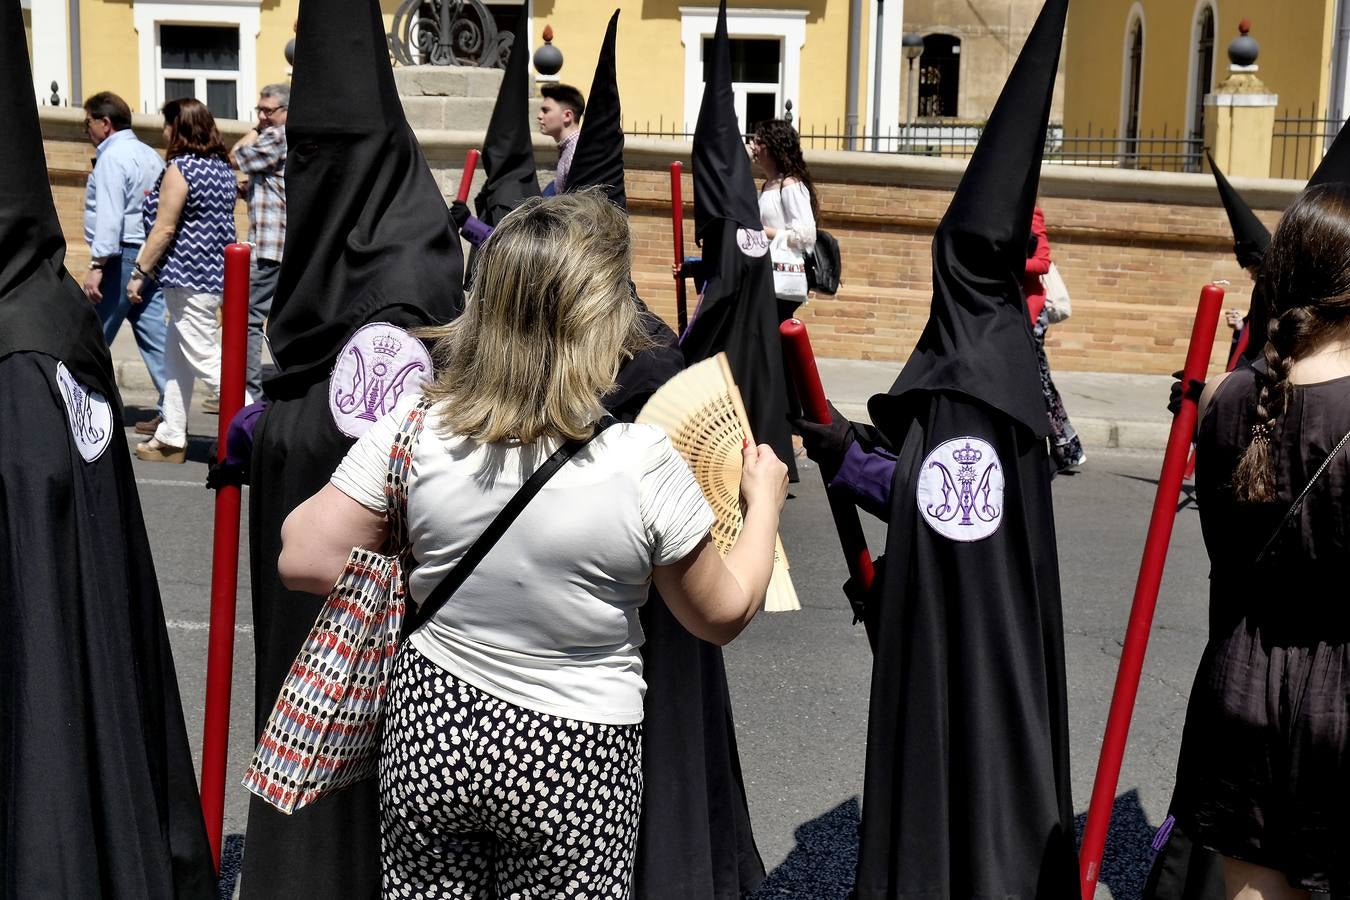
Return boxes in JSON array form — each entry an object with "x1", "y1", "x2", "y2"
[{"x1": 243, "y1": 399, "x2": 429, "y2": 814}]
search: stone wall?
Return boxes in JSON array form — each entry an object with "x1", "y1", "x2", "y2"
[{"x1": 42, "y1": 107, "x2": 1303, "y2": 375}]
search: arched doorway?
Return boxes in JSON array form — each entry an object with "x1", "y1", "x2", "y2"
[
  {"x1": 1188, "y1": 4, "x2": 1216, "y2": 171},
  {"x1": 917, "y1": 34, "x2": 960, "y2": 118}
]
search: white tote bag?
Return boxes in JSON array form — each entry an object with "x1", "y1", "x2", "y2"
[
  {"x1": 1040, "y1": 262, "x2": 1072, "y2": 324},
  {"x1": 769, "y1": 232, "x2": 809, "y2": 303}
]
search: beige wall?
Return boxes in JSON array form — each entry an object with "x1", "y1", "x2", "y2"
[
  {"x1": 1062, "y1": 0, "x2": 1335, "y2": 175},
  {"x1": 534, "y1": 0, "x2": 865, "y2": 134},
  {"x1": 903, "y1": 0, "x2": 1065, "y2": 121}
]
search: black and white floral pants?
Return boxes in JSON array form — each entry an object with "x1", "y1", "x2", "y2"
[{"x1": 378, "y1": 645, "x2": 644, "y2": 899}]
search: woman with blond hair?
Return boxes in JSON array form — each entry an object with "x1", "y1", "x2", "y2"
[{"x1": 277, "y1": 189, "x2": 787, "y2": 897}]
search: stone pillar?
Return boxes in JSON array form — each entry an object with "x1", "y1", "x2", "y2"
[{"x1": 1204, "y1": 20, "x2": 1278, "y2": 179}]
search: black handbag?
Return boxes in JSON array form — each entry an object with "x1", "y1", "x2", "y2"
[{"x1": 805, "y1": 229, "x2": 841, "y2": 295}]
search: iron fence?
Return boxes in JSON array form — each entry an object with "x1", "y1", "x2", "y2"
[
  {"x1": 624, "y1": 119, "x2": 1203, "y2": 171},
  {"x1": 1271, "y1": 109, "x2": 1343, "y2": 180}
]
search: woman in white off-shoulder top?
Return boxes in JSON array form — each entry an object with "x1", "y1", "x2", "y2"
[{"x1": 751, "y1": 119, "x2": 819, "y2": 321}]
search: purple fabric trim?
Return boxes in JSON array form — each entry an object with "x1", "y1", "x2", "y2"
[
  {"x1": 1150, "y1": 815, "x2": 1176, "y2": 853},
  {"x1": 461, "y1": 215, "x2": 493, "y2": 247},
  {"x1": 226, "y1": 400, "x2": 267, "y2": 468},
  {"x1": 829, "y1": 440, "x2": 896, "y2": 520}
]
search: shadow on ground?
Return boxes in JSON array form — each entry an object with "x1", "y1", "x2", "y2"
[{"x1": 752, "y1": 797, "x2": 860, "y2": 899}]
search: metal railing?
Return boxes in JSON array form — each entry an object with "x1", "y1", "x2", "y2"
[
  {"x1": 624, "y1": 119, "x2": 1204, "y2": 171},
  {"x1": 1271, "y1": 109, "x2": 1343, "y2": 180}
]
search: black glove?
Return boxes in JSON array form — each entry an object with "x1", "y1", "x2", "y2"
[
  {"x1": 449, "y1": 200, "x2": 471, "y2": 231},
  {"x1": 1167, "y1": 369, "x2": 1206, "y2": 416},
  {"x1": 205, "y1": 460, "x2": 248, "y2": 490},
  {"x1": 791, "y1": 401, "x2": 857, "y2": 481}
]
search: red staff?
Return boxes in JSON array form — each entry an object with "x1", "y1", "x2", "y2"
[
  {"x1": 671, "y1": 161, "x2": 688, "y2": 333},
  {"x1": 1078, "y1": 282, "x2": 1225, "y2": 899},
  {"x1": 779, "y1": 318, "x2": 876, "y2": 601},
  {"x1": 200, "y1": 242, "x2": 251, "y2": 869},
  {"x1": 456, "y1": 148, "x2": 480, "y2": 204}
]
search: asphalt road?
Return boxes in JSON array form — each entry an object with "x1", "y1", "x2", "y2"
[{"x1": 130, "y1": 408, "x2": 1209, "y2": 900}]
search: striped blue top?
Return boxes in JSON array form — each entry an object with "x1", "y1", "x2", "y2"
[{"x1": 144, "y1": 154, "x2": 237, "y2": 292}]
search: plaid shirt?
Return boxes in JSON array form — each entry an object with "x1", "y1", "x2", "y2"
[{"x1": 235, "y1": 125, "x2": 287, "y2": 262}]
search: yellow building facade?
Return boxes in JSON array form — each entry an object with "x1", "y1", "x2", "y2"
[
  {"x1": 1061, "y1": 0, "x2": 1345, "y2": 177},
  {"x1": 26, "y1": 0, "x2": 905, "y2": 140}
]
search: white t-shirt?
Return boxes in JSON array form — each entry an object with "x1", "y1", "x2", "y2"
[{"x1": 330, "y1": 396, "x2": 715, "y2": 725}]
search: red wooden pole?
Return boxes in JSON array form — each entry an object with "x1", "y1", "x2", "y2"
[
  {"x1": 671, "y1": 161, "x2": 688, "y2": 334},
  {"x1": 1078, "y1": 283, "x2": 1225, "y2": 898},
  {"x1": 779, "y1": 318, "x2": 876, "y2": 596},
  {"x1": 456, "y1": 149, "x2": 481, "y2": 204},
  {"x1": 200, "y1": 242, "x2": 251, "y2": 871}
]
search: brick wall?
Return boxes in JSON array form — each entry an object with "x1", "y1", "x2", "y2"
[{"x1": 42, "y1": 107, "x2": 1303, "y2": 375}]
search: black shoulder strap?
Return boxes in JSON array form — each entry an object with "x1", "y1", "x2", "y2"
[
  {"x1": 408, "y1": 416, "x2": 616, "y2": 631},
  {"x1": 1254, "y1": 424, "x2": 1350, "y2": 564}
]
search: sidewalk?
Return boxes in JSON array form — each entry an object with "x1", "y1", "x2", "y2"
[{"x1": 109, "y1": 331, "x2": 1175, "y2": 452}]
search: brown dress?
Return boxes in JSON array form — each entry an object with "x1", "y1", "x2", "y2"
[{"x1": 1172, "y1": 366, "x2": 1350, "y2": 895}]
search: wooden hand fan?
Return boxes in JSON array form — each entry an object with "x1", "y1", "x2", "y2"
[{"x1": 637, "y1": 353, "x2": 799, "y2": 612}]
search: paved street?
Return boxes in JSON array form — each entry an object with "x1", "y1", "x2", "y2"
[{"x1": 132, "y1": 407, "x2": 1209, "y2": 900}]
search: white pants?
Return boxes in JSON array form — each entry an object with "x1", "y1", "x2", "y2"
[{"x1": 155, "y1": 287, "x2": 223, "y2": 447}]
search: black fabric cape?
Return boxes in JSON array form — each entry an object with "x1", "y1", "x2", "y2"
[
  {"x1": 607, "y1": 303, "x2": 766, "y2": 900},
  {"x1": 855, "y1": 0, "x2": 1077, "y2": 895},
  {"x1": 0, "y1": 0, "x2": 214, "y2": 892},
  {"x1": 475, "y1": 11, "x2": 541, "y2": 228},
  {"x1": 683, "y1": 0, "x2": 794, "y2": 472},
  {"x1": 855, "y1": 396, "x2": 1077, "y2": 899},
  {"x1": 241, "y1": 0, "x2": 463, "y2": 893}
]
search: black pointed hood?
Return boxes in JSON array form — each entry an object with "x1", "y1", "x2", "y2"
[
  {"x1": 1306, "y1": 116, "x2": 1350, "y2": 188},
  {"x1": 0, "y1": 0, "x2": 115, "y2": 400},
  {"x1": 265, "y1": 0, "x2": 464, "y2": 394},
  {"x1": 692, "y1": 0, "x2": 762, "y2": 240},
  {"x1": 475, "y1": 14, "x2": 541, "y2": 226},
  {"x1": 870, "y1": 0, "x2": 1068, "y2": 440},
  {"x1": 565, "y1": 10, "x2": 627, "y2": 210},
  {"x1": 1208, "y1": 151, "x2": 1270, "y2": 269}
]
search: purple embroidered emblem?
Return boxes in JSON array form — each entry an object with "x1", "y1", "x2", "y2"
[
  {"x1": 328, "y1": 323, "x2": 433, "y2": 438},
  {"x1": 55, "y1": 362, "x2": 112, "y2": 463},
  {"x1": 735, "y1": 227, "x2": 769, "y2": 258},
  {"x1": 915, "y1": 436, "x2": 1004, "y2": 541}
]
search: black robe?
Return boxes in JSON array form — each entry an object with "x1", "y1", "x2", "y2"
[
  {"x1": 0, "y1": 352, "x2": 215, "y2": 899},
  {"x1": 855, "y1": 391, "x2": 1077, "y2": 899},
  {"x1": 610, "y1": 306, "x2": 766, "y2": 900},
  {"x1": 681, "y1": 219, "x2": 795, "y2": 474}
]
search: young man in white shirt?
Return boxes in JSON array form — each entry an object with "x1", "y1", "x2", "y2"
[{"x1": 536, "y1": 83, "x2": 584, "y2": 194}]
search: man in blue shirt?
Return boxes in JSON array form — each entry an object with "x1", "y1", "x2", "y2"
[{"x1": 81, "y1": 91, "x2": 167, "y2": 431}]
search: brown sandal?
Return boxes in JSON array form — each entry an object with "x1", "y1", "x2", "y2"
[{"x1": 133, "y1": 438, "x2": 186, "y2": 464}]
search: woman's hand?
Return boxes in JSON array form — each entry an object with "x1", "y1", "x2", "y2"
[
  {"x1": 740, "y1": 442, "x2": 788, "y2": 514},
  {"x1": 126, "y1": 272, "x2": 145, "y2": 304},
  {"x1": 762, "y1": 226, "x2": 778, "y2": 240}
]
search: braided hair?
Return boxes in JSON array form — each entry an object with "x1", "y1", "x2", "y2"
[
  {"x1": 753, "y1": 119, "x2": 820, "y2": 221},
  {"x1": 1234, "y1": 183, "x2": 1350, "y2": 502}
]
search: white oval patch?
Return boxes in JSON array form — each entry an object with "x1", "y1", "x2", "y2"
[
  {"x1": 916, "y1": 435, "x2": 1004, "y2": 542},
  {"x1": 329, "y1": 323, "x2": 433, "y2": 438},
  {"x1": 735, "y1": 227, "x2": 769, "y2": 258},
  {"x1": 55, "y1": 362, "x2": 112, "y2": 463}
]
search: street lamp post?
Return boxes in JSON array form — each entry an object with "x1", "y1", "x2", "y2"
[{"x1": 903, "y1": 33, "x2": 924, "y2": 150}]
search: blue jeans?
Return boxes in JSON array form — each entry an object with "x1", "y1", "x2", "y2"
[
  {"x1": 93, "y1": 250, "x2": 168, "y2": 406},
  {"x1": 247, "y1": 258, "x2": 280, "y2": 400}
]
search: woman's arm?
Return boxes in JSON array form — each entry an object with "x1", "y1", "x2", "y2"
[
  {"x1": 652, "y1": 443, "x2": 787, "y2": 645},
  {"x1": 1024, "y1": 207, "x2": 1051, "y2": 277},
  {"x1": 778, "y1": 178, "x2": 817, "y2": 252},
  {"x1": 278, "y1": 484, "x2": 390, "y2": 596},
  {"x1": 128, "y1": 164, "x2": 188, "y2": 302}
]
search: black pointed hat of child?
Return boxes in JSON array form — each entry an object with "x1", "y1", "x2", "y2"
[
  {"x1": 264, "y1": 0, "x2": 464, "y2": 393},
  {"x1": 870, "y1": 0, "x2": 1068, "y2": 440},
  {"x1": 0, "y1": 0, "x2": 116, "y2": 401},
  {"x1": 476, "y1": 12, "x2": 541, "y2": 226},
  {"x1": 1207, "y1": 151, "x2": 1270, "y2": 269},
  {"x1": 565, "y1": 10, "x2": 627, "y2": 210}
]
